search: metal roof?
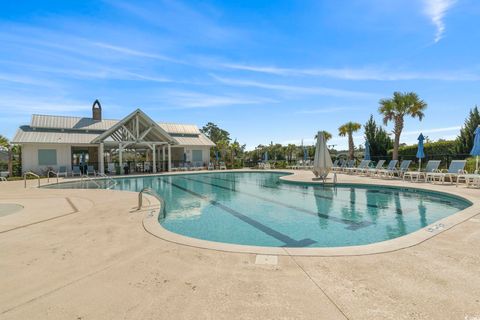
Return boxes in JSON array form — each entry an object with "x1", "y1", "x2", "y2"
[
  {"x1": 158, "y1": 123, "x2": 201, "y2": 135},
  {"x1": 12, "y1": 127, "x2": 99, "y2": 144},
  {"x1": 172, "y1": 133, "x2": 215, "y2": 146},
  {"x1": 31, "y1": 114, "x2": 118, "y2": 131}
]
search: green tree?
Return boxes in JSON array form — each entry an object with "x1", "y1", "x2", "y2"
[
  {"x1": 363, "y1": 115, "x2": 393, "y2": 157},
  {"x1": 338, "y1": 122, "x2": 362, "y2": 160},
  {"x1": 456, "y1": 106, "x2": 480, "y2": 154},
  {"x1": 0, "y1": 134, "x2": 8, "y2": 148},
  {"x1": 200, "y1": 122, "x2": 231, "y2": 144},
  {"x1": 314, "y1": 131, "x2": 332, "y2": 142},
  {"x1": 378, "y1": 92, "x2": 427, "y2": 160}
]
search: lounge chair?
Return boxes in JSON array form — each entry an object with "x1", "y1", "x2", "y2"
[
  {"x1": 86, "y1": 165, "x2": 96, "y2": 176},
  {"x1": 403, "y1": 160, "x2": 441, "y2": 182},
  {"x1": 57, "y1": 166, "x2": 68, "y2": 178},
  {"x1": 426, "y1": 160, "x2": 466, "y2": 184},
  {"x1": 107, "y1": 163, "x2": 116, "y2": 175},
  {"x1": 394, "y1": 160, "x2": 412, "y2": 178},
  {"x1": 219, "y1": 162, "x2": 227, "y2": 170},
  {"x1": 361, "y1": 160, "x2": 385, "y2": 176},
  {"x1": 345, "y1": 160, "x2": 371, "y2": 175},
  {"x1": 456, "y1": 172, "x2": 480, "y2": 188},
  {"x1": 341, "y1": 160, "x2": 355, "y2": 173},
  {"x1": 332, "y1": 160, "x2": 345, "y2": 172},
  {"x1": 72, "y1": 166, "x2": 81, "y2": 177},
  {"x1": 208, "y1": 162, "x2": 214, "y2": 170},
  {"x1": 375, "y1": 160, "x2": 399, "y2": 178}
]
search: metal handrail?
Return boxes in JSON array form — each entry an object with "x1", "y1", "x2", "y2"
[
  {"x1": 24, "y1": 171, "x2": 40, "y2": 188},
  {"x1": 96, "y1": 173, "x2": 117, "y2": 189},
  {"x1": 80, "y1": 175, "x2": 102, "y2": 188},
  {"x1": 138, "y1": 187, "x2": 166, "y2": 218},
  {"x1": 47, "y1": 170, "x2": 59, "y2": 184}
]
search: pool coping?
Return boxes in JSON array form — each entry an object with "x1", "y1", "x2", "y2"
[{"x1": 42, "y1": 169, "x2": 480, "y2": 257}]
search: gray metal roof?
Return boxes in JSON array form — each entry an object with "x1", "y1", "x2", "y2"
[
  {"x1": 31, "y1": 114, "x2": 118, "y2": 131},
  {"x1": 12, "y1": 127, "x2": 99, "y2": 144},
  {"x1": 173, "y1": 133, "x2": 215, "y2": 146},
  {"x1": 158, "y1": 123, "x2": 201, "y2": 135},
  {"x1": 14, "y1": 112, "x2": 215, "y2": 146}
]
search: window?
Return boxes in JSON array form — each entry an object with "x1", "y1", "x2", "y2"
[
  {"x1": 38, "y1": 149, "x2": 57, "y2": 165},
  {"x1": 192, "y1": 150, "x2": 203, "y2": 162}
]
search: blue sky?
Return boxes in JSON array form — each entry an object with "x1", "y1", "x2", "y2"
[{"x1": 1, "y1": 0, "x2": 479, "y2": 150}]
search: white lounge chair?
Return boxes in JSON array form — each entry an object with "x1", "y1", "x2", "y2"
[
  {"x1": 403, "y1": 160, "x2": 441, "y2": 182},
  {"x1": 72, "y1": 166, "x2": 81, "y2": 177},
  {"x1": 208, "y1": 162, "x2": 214, "y2": 170},
  {"x1": 219, "y1": 162, "x2": 227, "y2": 170},
  {"x1": 57, "y1": 166, "x2": 68, "y2": 178},
  {"x1": 376, "y1": 160, "x2": 398, "y2": 178},
  {"x1": 345, "y1": 160, "x2": 371, "y2": 175},
  {"x1": 361, "y1": 160, "x2": 385, "y2": 176},
  {"x1": 107, "y1": 163, "x2": 116, "y2": 175},
  {"x1": 456, "y1": 172, "x2": 480, "y2": 188},
  {"x1": 86, "y1": 165, "x2": 96, "y2": 176},
  {"x1": 426, "y1": 160, "x2": 466, "y2": 184}
]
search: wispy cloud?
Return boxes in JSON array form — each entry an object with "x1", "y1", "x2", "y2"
[
  {"x1": 211, "y1": 74, "x2": 375, "y2": 98},
  {"x1": 159, "y1": 91, "x2": 277, "y2": 109},
  {"x1": 295, "y1": 107, "x2": 359, "y2": 114},
  {"x1": 401, "y1": 126, "x2": 461, "y2": 136},
  {"x1": 90, "y1": 42, "x2": 184, "y2": 64},
  {"x1": 221, "y1": 63, "x2": 480, "y2": 81},
  {"x1": 422, "y1": 0, "x2": 456, "y2": 43}
]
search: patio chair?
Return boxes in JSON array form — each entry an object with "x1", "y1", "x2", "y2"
[
  {"x1": 107, "y1": 163, "x2": 116, "y2": 175},
  {"x1": 403, "y1": 160, "x2": 441, "y2": 182},
  {"x1": 376, "y1": 160, "x2": 399, "y2": 178},
  {"x1": 394, "y1": 160, "x2": 412, "y2": 178},
  {"x1": 362, "y1": 160, "x2": 385, "y2": 176},
  {"x1": 208, "y1": 162, "x2": 214, "y2": 170},
  {"x1": 332, "y1": 159, "x2": 345, "y2": 172},
  {"x1": 426, "y1": 160, "x2": 466, "y2": 184},
  {"x1": 57, "y1": 166, "x2": 68, "y2": 178},
  {"x1": 341, "y1": 160, "x2": 356, "y2": 173},
  {"x1": 456, "y1": 172, "x2": 480, "y2": 188},
  {"x1": 219, "y1": 162, "x2": 227, "y2": 170},
  {"x1": 86, "y1": 165, "x2": 96, "y2": 176},
  {"x1": 72, "y1": 166, "x2": 81, "y2": 177},
  {"x1": 345, "y1": 160, "x2": 370, "y2": 175}
]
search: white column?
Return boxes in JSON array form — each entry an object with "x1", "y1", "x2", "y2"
[
  {"x1": 162, "y1": 145, "x2": 166, "y2": 172},
  {"x1": 152, "y1": 144, "x2": 157, "y2": 173},
  {"x1": 168, "y1": 144, "x2": 172, "y2": 172},
  {"x1": 119, "y1": 143, "x2": 123, "y2": 174},
  {"x1": 99, "y1": 142, "x2": 105, "y2": 175}
]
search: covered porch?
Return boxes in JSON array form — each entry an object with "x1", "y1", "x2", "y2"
[{"x1": 91, "y1": 110, "x2": 177, "y2": 175}]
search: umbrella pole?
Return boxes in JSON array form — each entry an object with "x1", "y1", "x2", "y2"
[
  {"x1": 476, "y1": 156, "x2": 479, "y2": 173},
  {"x1": 418, "y1": 158, "x2": 421, "y2": 172}
]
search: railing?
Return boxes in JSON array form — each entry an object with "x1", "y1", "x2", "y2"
[
  {"x1": 138, "y1": 187, "x2": 166, "y2": 219},
  {"x1": 80, "y1": 175, "x2": 102, "y2": 188},
  {"x1": 47, "y1": 170, "x2": 59, "y2": 184},
  {"x1": 96, "y1": 173, "x2": 117, "y2": 189},
  {"x1": 24, "y1": 171, "x2": 40, "y2": 188}
]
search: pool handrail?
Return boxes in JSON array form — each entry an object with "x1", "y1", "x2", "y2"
[
  {"x1": 47, "y1": 170, "x2": 59, "y2": 184},
  {"x1": 24, "y1": 171, "x2": 40, "y2": 188},
  {"x1": 138, "y1": 187, "x2": 166, "y2": 219},
  {"x1": 80, "y1": 175, "x2": 102, "y2": 188}
]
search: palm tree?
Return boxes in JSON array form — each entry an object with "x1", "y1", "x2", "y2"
[
  {"x1": 338, "y1": 122, "x2": 362, "y2": 160},
  {"x1": 0, "y1": 135, "x2": 12, "y2": 177},
  {"x1": 314, "y1": 131, "x2": 332, "y2": 142},
  {"x1": 378, "y1": 92, "x2": 427, "y2": 160}
]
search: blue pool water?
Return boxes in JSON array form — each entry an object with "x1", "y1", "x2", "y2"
[{"x1": 44, "y1": 172, "x2": 471, "y2": 247}]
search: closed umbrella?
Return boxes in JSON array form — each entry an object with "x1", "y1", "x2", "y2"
[
  {"x1": 313, "y1": 131, "x2": 333, "y2": 181},
  {"x1": 264, "y1": 151, "x2": 269, "y2": 162},
  {"x1": 303, "y1": 147, "x2": 308, "y2": 161},
  {"x1": 470, "y1": 125, "x2": 480, "y2": 173},
  {"x1": 416, "y1": 133, "x2": 425, "y2": 172},
  {"x1": 215, "y1": 151, "x2": 219, "y2": 161},
  {"x1": 364, "y1": 140, "x2": 371, "y2": 160}
]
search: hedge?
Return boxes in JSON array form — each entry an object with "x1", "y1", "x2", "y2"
[{"x1": 388, "y1": 140, "x2": 457, "y2": 157}]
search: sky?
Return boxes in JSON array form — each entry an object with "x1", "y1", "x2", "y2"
[{"x1": 0, "y1": 0, "x2": 479, "y2": 150}]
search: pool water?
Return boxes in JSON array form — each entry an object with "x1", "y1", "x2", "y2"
[{"x1": 45, "y1": 172, "x2": 471, "y2": 248}]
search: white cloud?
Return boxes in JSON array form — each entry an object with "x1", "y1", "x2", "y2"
[
  {"x1": 221, "y1": 63, "x2": 480, "y2": 81},
  {"x1": 295, "y1": 107, "x2": 359, "y2": 114},
  {"x1": 211, "y1": 74, "x2": 375, "y2": 98},
  {"x1": 401, "y1": 126, "x2": 461, "y2": 136},
  {"x1": 422, "y1": 0, "x2": 456, "y2": 43}
]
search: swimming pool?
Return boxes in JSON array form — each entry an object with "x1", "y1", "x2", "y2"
[{"x1": 45, "y1": 172, "x2": 471, "y2": 248}]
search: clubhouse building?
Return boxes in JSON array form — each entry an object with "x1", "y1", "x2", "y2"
[{"x1": 12, "y1": 100, "x2": 215, "y2": 175}]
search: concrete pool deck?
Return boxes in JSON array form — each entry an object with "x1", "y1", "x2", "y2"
[{"x1": 1, "y1": 170, "x2": 480, "y2": 319}]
